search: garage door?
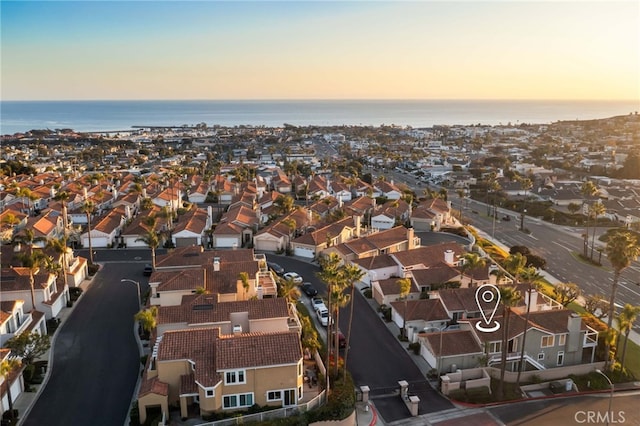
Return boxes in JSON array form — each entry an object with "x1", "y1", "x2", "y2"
[
  {"x1": 293, "y1": 246, "x2": 315, "y2": 258},
  {"x1": 85, "y1": 236, "x2": 109, "y2": 248},
  {"x1": 215, "y1": 237, "x2": 238, "y2": 248},
  {"x1": 176, "y1": 237, "x2": 199, "y2": 247},
  {"x1": 255, "y1": 240, "x2": 280, "y2": 252}
]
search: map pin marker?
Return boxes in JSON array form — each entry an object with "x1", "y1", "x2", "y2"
[{"x1": 475, "y1": 284, "x2": 501, "y2": 333}]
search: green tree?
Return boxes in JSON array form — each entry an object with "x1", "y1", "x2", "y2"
[
  {"x1": 498, "y1": 286, "x2": 521, "y2": 399},
  {"x1": 397, "y1": 277, "x2": 412, "y2": 338},
  {"x1": 567, "y1": 202, "x2": 580, "y2": 216},
  {"x1": 53, "y1": 190, "x2": 70, "y2": 232},
  {"x1": 5, "y1": 331, "x2": 51, "y2": 365},
  {"x1": 330, "y1": 288, "x2": 350, "y2": 377},
  {"x1": 342, "y1": 262, "x2": 365, "y2": 381},
  {"x1": 278, "y1": 277, "x2": 301, "y2": 304},
  {"x1": 135, "y1": 306, "x2": 159, "y2": 336},
  {"x1": 136, "y1": 229, "x2": 160, "y2": 270},
  {"x1": 503, "y1": 253, "x2": 527, "y2": 284},
  {"x1": 46, "y1": 237, "x2": 70, "y2": 289},
  {"x1": 0, "y1": 358, "x2": 22, "y2": 421},
  {"x1": 317, "y1": 253, "x2": 343, "y2": 387},
  {"x1": 515, "y1": 267, "x2": 544, "y2": 388},
  {"x1": 553, "y1": 282, "x2": 581, "y2": 307},
  {"x1": 616, "y1": 304, "x2": 640, "y2": 370},
  {"x1": 15, "y1": 249, "x2": 48, "y2": 310},
  {"x1": 81, "y1": 201, "x2": 96, "y2": 265},
  {"x1": 604, "y1": 230, "x2": 640, "y2": 367},
  {"x1": 274, "y1": 195, "x2": 295, "y2": 215},
  {"x1": 581, "y1": 181, "x2": 598, "y2": 257},
  {"x1": 589, "y1": 202, "x2": 606, "y2": 261},
  {"x1": 460, "y1": 253, "x2": 487, "y2": 288},
  {"x1": 239, "y1": 272, "x2": 250, "y2": 300}
]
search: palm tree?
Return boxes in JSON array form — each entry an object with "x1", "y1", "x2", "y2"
[
  {"x1": 317, "y1": 253, "x2": 342, "y2": 388},
  {"x1": 460, "y1": 253, "x2": 487, "y2": 288},
  {"x1": 15, "y1": 250, "x2": 48, "y2": 311},
  {"x1": 238, "y1": 272, "x2": 250, "y2": 300},
  {"x1": 616, "y1": 304, "x2": 640, "y2": 370},
  {"x1": 589, "y1": 202, "x2": 606, "y2": 261},
  {"x1": 604, "y1": 231, "x2": 640, "y2": 367},
  {"x1": 498, "y1": 286, "x2": 521, "y2": 399},
  {"x1": 331, "y1": 289, "x2": 350, "y2": 377},
  {"x1": 397, "y1": 277, "x2": 412, "y2": 338},
  {"x1": 81, "y1": 201, "x2": 96, "y2": 265},
  {"x1": 136, "y1": 229, "x2": 160, "y2": 270},
  {"x1": 278, "y1": 277, "x2": 300, "y2": 304},
  {"x1": 1, "y1": 358, "x2": 22, "y2": 421},
  {"x1": 503, "y1": 253, "x2": 527, "y2": 284},
  {"x1": 342, "y1": 263, "x2": 365, "y2": 381},
  {"x1": 135, "y1": 306, "x2": 159, "y2": 337},
  {"x1": 53, "y1": 190, "x2": 70, "y2": 233},
  {"x1": 46, "y1": 237, "x2": 70, "y2": 289},
  {"x1": 581, "y1": 181, "x2": 598, "y2": 257}
]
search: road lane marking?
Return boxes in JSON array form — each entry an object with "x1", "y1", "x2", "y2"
[{"x1": 552, "y1": 241, "x2": 574, "y2": 252}]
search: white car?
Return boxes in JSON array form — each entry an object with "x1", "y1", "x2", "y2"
[
  {"x1": 316, "y1": 308, "x2": 331, "y2": 327},
  {"x1": 311, "y1": 297, "x2": 326, "y2": 312},
  {"x1": 283, "y1": 272, "x2": 303, "y2": 284}
]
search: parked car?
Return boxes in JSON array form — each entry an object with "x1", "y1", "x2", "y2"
[
  {"x1": 300, "y1": 282, "x2": 318, "y2": 297},
  {"x1": 311, "y1": 297, "x2": 326, "y2": 312},
  {"x1": 283, "y1": 272, "x2": 303, "y2": 284},
  {"x1": 143, "y1": 264, "x2": 153, "y2": 276},
  {"x1": 331, "y1": 329, "x2": 346, "y2": 348},
  {"x1": 502, "y1": 215, "x2": 511, "y2": 221},
  {"x1": 316, "y1": 308, "x2": 331, "y2": 327},
  {"x1": 267, "y1": 261, "x2": 285, "y2": 275}
]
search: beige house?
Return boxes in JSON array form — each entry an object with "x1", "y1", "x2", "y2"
[{"x1": 137, "y1": 328, "x2": 303, "y2": 423}]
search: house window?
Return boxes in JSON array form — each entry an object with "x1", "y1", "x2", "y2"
[
  {"x1": 225, "y1": 370, "x2": 246, "y2": 385},
  {"x1": 206, "y1": 389, "x2": 214, "y2": 398},
  {"x1": 267, "y1": 390, "x2": 282, "y2": 401},
  {"x1": 558, "y1": 334, "x2": 567, "y2": 346},
  {"x1": 537, "y1": 352, "x2": 545, "y2": 361},
  {"x1": 557, "y1": 351, "x2": 564, "y2": 366},
  {"x1": 298, "y1": 386, "x2": 303, "y2": 400},
  {"x1": 189, "y1": 361, "x2": 195, "y2": 372},
  {"x1": 223, "y1": 393, "x2": 253, "y2": 409},
  {"x1": 541, "y1": 335, "x2": 555, "y2": 348},
  {"x1": 488, "y1": 341, "x2": 501, "y2": 353}
]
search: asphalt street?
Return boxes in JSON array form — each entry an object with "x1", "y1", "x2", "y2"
[{"x1": 23, "y1": 263, "x2": 148, "y2": 426}]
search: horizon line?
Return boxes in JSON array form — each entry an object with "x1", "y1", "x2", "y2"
[{"x1": 2, "y1": 98, "x2": 638, "y2": 103}]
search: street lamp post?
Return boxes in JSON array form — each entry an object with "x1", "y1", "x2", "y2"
[
  {"x1": 595, "y1": 369, "x2": 614, "y2": 426},
  {"x1": 121, "y1": 279, "x2": 142, "y2": 311},
  {"x1": 520, "y1": 209, "x2": 527, "y2": 232}
]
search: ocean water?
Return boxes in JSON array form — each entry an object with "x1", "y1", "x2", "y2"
[{"x1": 1, "y1": 99, "x2": 638, "y2": 135}]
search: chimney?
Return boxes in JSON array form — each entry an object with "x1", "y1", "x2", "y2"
[
  {"x1": 567, "y1": 312, "x2": 581, "y2": 352},
  {"x1": 207, "y1": 206, "x2": 213, "y2": 224},
  {"x1": 354, "y1": 216, "x2": 361, "y2": 238},
  {"x1": 142, "y1": 188, "x2": 147, "y2": 198},
  {"x1": 525, "y1": 289, "x2": 539, "y2": 311},
  {"x1": 444, "y1": 249, "x2": 454, "y2": 265},
  {"x1": 407, "y1": 227, "x2": 415, "y2": 250},
  {"x1": 213, "y1": 257, "x2": 220, "y2": 272},
  {"x1": 83, "y1": 187, "x2": 88, "y2": 200}
]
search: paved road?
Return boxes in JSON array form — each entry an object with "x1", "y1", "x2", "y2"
[
  {"x1": 457, "y1": 197, "x2": 640, "y2": 333},
  {"x1": 265, "y1": 254, "x2": 454, "y2": 423},
  {"x1": 489, "y1": 392, "x2": 640, "y2": 426},
  {"x1": 24, "y1": 263, "x2": 148, "y2": 426}
]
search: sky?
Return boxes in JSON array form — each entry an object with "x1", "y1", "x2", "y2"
[{"x1": 1, "y1": 1, "x2": 639, "y2": 101}]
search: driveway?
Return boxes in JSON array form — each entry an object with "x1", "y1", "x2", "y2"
[{"x1": 24, "y1": 262, "x2": 148, "y2": 426}]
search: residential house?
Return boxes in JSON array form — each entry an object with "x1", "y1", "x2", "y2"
[
  {"x1": 0, "y1": 266, "x2": 69, "y2": 319},
  {"x1": 171, "y1": 207, "x2": 212, "y2": 247},
  {"x1": 80, "y1": 206, "x2": 128, "y2": 248},
  {"x1": 0, "y1": 348, "x2": 26, "y2": 417},
  {"x1": 290, "y1": 216, "x2": 355, "y2": 259},
  {"x1": 0, "y1": 300, "x2": 47, "y2": 346},
  {"x1": 0, "y1": 210, "x2": 28, "y2": 243},
  {"x1": 371, "y1": 199, "x2": 411, "y2": 230},
  {"x1": 410, "y1": 198, "x2": 455, "y2": 231},
  {"x1": 389, "y1": 298, "x2": 451, "y2": 341},
  {"x1": 187, "y1": 177, "x2": 210, "y2": 204},
  {"x1": 373, "y1": 180, "x2": 402, "y2": 200},
  {"x1": 137, "y1": 328, "x2": 303, "y2": 423},
  {"x1": 155, "y1": 296, "x2": 299, "y2": 338},
  {"x1": 327, "y1": 225, "x2": 419, "y2": 262}
]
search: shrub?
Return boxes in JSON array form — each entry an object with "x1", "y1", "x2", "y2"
[
  {"x1": 363, "y1": 288, "x2": 372, "y2": 298},
  {"x1": 87, "y1": 264, "x2": 100, "y2": 276},
  {"x1": 69, "y1": 287, "x2": 83, "y2": 301},
  {"x1": 129, "y1": 401, "x2": 140, "y2": 426},
  {"x1": 408, "y1": 342, "x2": 421, "y2": 355}
]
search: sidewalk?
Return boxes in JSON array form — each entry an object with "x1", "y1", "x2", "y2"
[{"x1": 13, "y1": 270, "x2": 98, "y2": 426}]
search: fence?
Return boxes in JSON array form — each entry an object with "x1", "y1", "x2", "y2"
[{"x1": 195, "y1": 391, "x2": 327, "y2": 426}]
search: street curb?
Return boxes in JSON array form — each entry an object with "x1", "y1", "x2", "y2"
[{"x1": 123, "y1": 320, "x2": 145, "y2": 426}]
